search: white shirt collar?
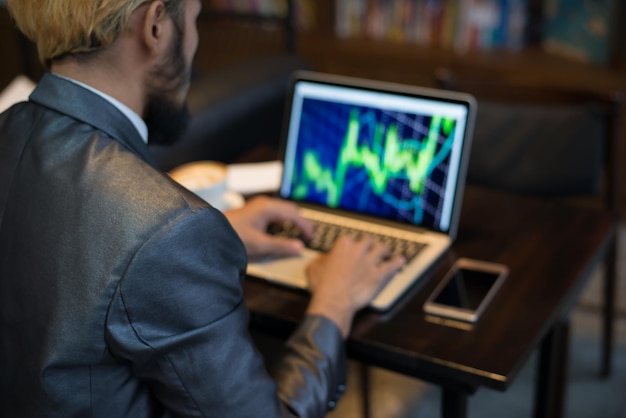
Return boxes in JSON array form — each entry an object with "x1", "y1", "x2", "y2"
[{"x1": 54, "y1": 74, "x2": 149, "y2": 144}]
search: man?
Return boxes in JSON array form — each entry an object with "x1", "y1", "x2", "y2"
[{"x1": 0, "y1": 1, "x2": 405, "y2": 417}]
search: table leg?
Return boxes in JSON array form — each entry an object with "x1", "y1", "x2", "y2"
[
  {"x1": 442, "y1": 386, "x2": 468, "y2": 418},
  {"x1": 359, "y1": 363, "x2": 371, "y2": 418},
  {"x1": 534, "y1": 317, "x2": 570, "y2": 418}
]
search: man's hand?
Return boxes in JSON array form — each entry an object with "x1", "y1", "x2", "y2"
[
  {"x1": 223, "y1": 196, "x2": 314, "y2": 259},
  {"x1": 306, "y1": 235, "x2": 406, "y2": 338},
  {"x1": 225, "y1": 196, "x2": 405, "y2": 338}
]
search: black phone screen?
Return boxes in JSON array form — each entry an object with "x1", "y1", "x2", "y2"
[{"x1": 432, "y1": 267, "x2": 501, "y2": 311}]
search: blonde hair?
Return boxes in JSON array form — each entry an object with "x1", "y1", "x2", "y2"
[{"x1": 6, "y1": 0, "x2": 183, "y2": 65}]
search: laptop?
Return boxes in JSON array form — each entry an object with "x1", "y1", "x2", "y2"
[{"x1": 246, "y1": 71, "x2": 476, "y2": 311}]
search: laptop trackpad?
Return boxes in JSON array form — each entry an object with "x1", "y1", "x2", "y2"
[{"x1": 246, "y1": 249, "x2": 319, "y2": 289}]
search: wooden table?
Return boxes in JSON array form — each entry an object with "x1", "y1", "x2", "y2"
[{"x1": 243, "y1": 184, "x2": 618, "y2": 418}]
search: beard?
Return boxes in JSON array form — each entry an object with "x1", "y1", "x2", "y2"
[
  {"x1": 144, "y1": 27, "x2": 191, "y2": 147},
  {"x1": 143, "y1": 91, "x2": 190, "y2": 146}
]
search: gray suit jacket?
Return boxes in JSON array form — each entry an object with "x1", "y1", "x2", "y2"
[{"x1": 0, "y1": 73, "x2": 346, "y2": 417}]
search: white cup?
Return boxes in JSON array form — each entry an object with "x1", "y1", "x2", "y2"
[{"x1": 169, "y1": 161, "x2": 228, "y2": 208}]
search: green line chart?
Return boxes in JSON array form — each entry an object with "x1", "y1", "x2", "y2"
[{"x1": 287, "y1": 99, "x2": 457, "y2": 226}]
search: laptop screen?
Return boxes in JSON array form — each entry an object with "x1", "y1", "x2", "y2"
[{"x1": 279, "y1": 73, "x2": 474, "y2": 235}]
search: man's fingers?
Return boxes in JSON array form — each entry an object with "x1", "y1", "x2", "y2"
[
  {"x1": 380, "y1": 255, "x2": 406, "y2": 273},
  {"x1": 259, "y1": 236, "x2": 305, "y2": 257},
  {"x1": 257, "y1": 199, "x2": 315, "y2": 239}
]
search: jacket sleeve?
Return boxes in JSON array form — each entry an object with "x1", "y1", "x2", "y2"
[{"x1": 105, "y1": 205, "x2": 346, "y2": 418}]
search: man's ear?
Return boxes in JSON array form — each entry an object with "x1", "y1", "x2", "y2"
[{"x1": 141, "y1": 0, "x2": 171, "y2": 56}]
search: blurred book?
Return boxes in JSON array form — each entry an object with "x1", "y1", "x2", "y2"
[
  {"x1": 334, "y1": 0, "x2": 527, "y2": 52},
  {"x1": 455, "y1": 0, "x2": 527, "y2": 52},
  {"x1": 542, "y1": 0, "x2": 618, "y2": 65}
]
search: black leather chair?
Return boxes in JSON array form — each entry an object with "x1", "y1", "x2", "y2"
[{"x1": 435, "y1": 67, "x2": 624, "y2": 377}]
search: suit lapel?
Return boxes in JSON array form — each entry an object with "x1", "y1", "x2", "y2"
[{"x1": 29, "y1": 73, "x2": 159, "y2": 168}]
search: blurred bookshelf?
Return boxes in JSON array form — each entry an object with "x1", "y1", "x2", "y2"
[
  {"x1": 206, "y1": 0, "x2": 316, "y2": 29},
  {"x1": 293, "y1": 0, "x2": 625, "y2": 85},
  {"x1": 192, "y1": 0, "x2": 316, "y2": 73},
  {"x1": 327, "y1": 0, "x2": 622, "y2": 65},
  {"x1": 333, "y1": 0, "x2": 528, "y2": 53}
]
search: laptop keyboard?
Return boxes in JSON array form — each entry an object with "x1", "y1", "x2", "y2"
[{"x1": 267, "y1": 219, "x2": 427, "y2": 262}]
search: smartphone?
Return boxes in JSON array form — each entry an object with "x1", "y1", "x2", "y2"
[{"x1": 423, "y1": 258, "x2": 508, "y2": 323}]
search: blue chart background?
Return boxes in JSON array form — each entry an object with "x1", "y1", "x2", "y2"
[{"x1": 291, "y1": 98, "x2": 456, "y2": 229}]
